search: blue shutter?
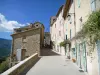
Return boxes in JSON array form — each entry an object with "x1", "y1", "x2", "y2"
[{"x1": 91, "y1": 0, "x2": 96, "y2": 11}]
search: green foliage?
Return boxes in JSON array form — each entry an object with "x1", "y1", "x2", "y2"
[
  {"x1": 0, "y1": 48, "x2": 10, "y2": 57},
  {"x1": 50, "y1": 41, "x2": 55, "y2": 46},
  {"x1": 60, "y1": 41, "x2": 66, "y2": 47},
  {"x1": 0, "y1": 57, "x2": 7, "y2": 63},
  {"x1": 60, "y1": 39, "x2": 71, "y2": 47},
  {"x1": 0, "y1": 57, "x2": 9, "y2": 73},
  {"x1": 83, "y1": 10, "x2": 100, "y2": 43}
]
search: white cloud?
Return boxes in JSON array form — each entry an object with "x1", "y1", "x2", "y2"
[{"x1": 0, "y1": 13, "x2": 25, "y2": 32}]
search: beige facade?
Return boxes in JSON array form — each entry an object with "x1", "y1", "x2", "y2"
[{"x1": 74, "y1": 0, "x2": 99, "y2": 75}]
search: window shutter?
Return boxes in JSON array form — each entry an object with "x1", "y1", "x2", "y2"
[
  {"x1": 91, "y1": 0, "x2": 96, "y2": 11},
  {"x1": 78, "y1": 0, "x2": 81, "y2": 8}
]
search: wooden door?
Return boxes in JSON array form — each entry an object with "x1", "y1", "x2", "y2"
[{"x1": 21, "y1": 49, "x2": 26, "y2": 60}]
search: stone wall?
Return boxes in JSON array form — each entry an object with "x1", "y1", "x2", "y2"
[
  {"x1": 1, "y1": 53, "x2": 38, "y2": 75},
  {"x1": 12, "y1": 28, "x2": 40, "y2": 62}
]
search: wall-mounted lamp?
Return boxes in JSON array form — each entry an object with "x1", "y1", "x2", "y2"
[{"x1": 67, "y1": 14, "x2": 71, "y2": 21}]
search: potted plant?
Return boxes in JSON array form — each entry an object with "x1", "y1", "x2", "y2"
[
  {"x1": 72, "y1": 58, "x2": 76, "y2": 63},
  {"x1": 60, "y1": 39, "x2": 71, "y2": 58}
]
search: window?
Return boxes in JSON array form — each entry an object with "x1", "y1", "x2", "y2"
[
  {"x1": 70, "y1": 29, "x2": 71, "y2": 40},
  {"x1": 59, "y1": 31, "x2": 61, "y2": 36},
  {"x1": 17, "y1": 29, "x2": 21, "y2": 32},
  {"x1": 78, "y1": 0, "x2": 81, "y2": 8},
  {"x1": 55, "y1": 24, "x2": 56, "y2": 28},
  {"x1": 44, "y1": 36, "x2": 46, "y2": 39},
  {"x1": 60, "y1": 21, "x2": 61, "y2": 25},
  {"x1": 66, "y1": 35, "x2": 67, "y2": 40},
  {"x1": 53, "y1": 19, "x2": 55, "y2": 22},
  {"x1": 36, "y1": 25, "x2": 38, "y2": 27},
  {"x1": 91, "y1": 0, "x2": 96, "y2": 11}
]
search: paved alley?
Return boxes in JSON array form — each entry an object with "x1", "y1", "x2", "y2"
[{"x1": 26, "y1": 54, "x2": 86, "y2": 75}]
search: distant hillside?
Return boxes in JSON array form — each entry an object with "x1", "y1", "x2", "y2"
[{"x1": 0, "y1": 38, "x2": 11, "y2": 58}]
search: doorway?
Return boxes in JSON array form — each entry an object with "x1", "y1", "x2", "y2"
[{"x1": 21, "y1": 49, "x2": 26, "y2": 60}]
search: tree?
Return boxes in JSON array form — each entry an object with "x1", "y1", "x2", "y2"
[{"x1": 60, "y1": 39, "x2": 71, "y2": 58}]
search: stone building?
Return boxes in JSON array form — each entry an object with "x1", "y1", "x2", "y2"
[
  {"x1": 44, "y1": 32, "x2": 50, "y2": 47},
  {"x1": 10, "y1": 22, "x2": 44, "y2": 66}
]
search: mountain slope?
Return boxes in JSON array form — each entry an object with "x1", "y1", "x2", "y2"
[{"x1": 0, "y1": 38, "x2": 11, "y2": 58}]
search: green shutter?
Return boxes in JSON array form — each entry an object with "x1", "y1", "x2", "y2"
[{"x1": 78, "y1": 0, "x2": 81, "y2": 8}]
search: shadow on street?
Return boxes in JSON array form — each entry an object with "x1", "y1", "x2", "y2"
[
  {"x1": 21, "y1": 48, "x2": 60, "y2": 75},
  {"x1": 40, "y1": 48, "x2": 60, "y2": 56}
]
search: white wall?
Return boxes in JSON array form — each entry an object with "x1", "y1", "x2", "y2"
[{"x1": 51, "y1": 7, "x2": 65, "y2": 55}]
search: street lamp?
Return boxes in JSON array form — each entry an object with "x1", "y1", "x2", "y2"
[{"x1": 67, "y1": 13, "x2": 75, "y2": 24}]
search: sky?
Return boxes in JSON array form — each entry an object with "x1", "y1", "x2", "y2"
[{"x1": 0, "y1": 0, "x2": 66, "y2": 39}]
